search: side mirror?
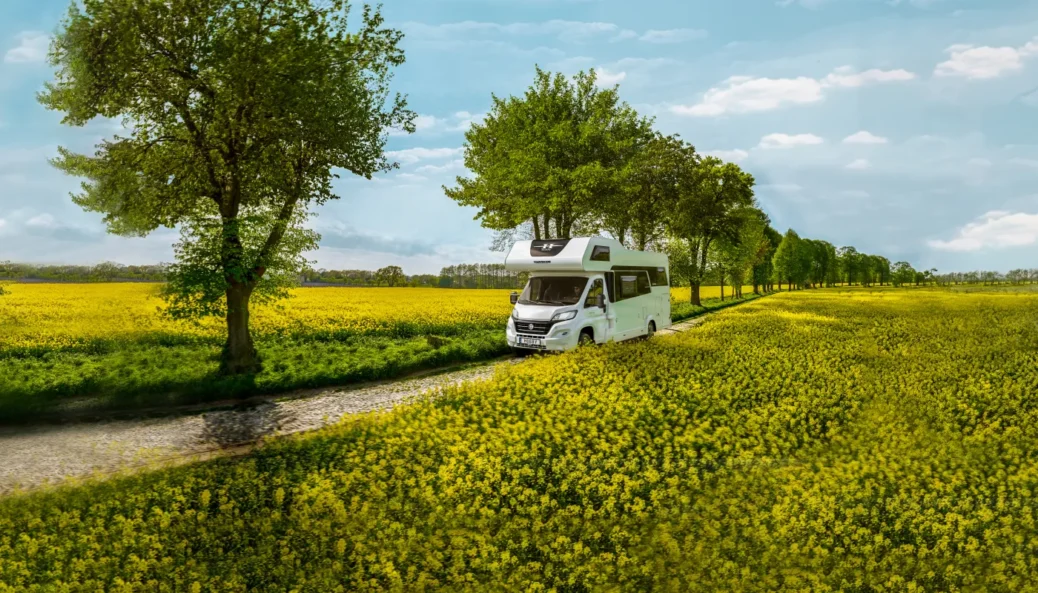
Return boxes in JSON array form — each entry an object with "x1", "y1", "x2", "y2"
[
  {"x1": 596, "y1": 294, "x2": 605, "y2": 309},
  {"x1": 510, "y1": 291, "x2": 519, "y2": 305}
]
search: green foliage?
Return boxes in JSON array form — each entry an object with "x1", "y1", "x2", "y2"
[
  {"x1": 163, "y1": 209, "x2": 319, "y2": 320},
  {"x1": 667, "y1": 157, "x2": 756, "y2": 304},
  {"x1": 606, "y1": 132, "x2": 686, "y2": 249},
  {"x1": 4, "y1": 288, "x2": 1038, "y2": 590},
  {"x1": 373, "y1": 265, "x2": 404, "y2": 287},
  {"x1": 41, "y1": 0, "x2": 414, "y2": 372},
  {"x1": 445, "y1": 66, "x2": 653, "y2": 239},
  {"x1": 0, "y1": 331, "x2": 509, "y2": 421},
  {"x1": 892, "y1": 260, "x2": 918, "y2": 287},
  {"x1": 772, "y1": 228, "x2": 808, "y2": 288}
]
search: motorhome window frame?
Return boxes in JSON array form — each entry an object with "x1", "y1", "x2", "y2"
[
  {"x1": 584, "y1": 278, "x2": 605, "y2": 308},
  {"x1": 610, "y1": 265, "x2": 669, "y2": 288}
]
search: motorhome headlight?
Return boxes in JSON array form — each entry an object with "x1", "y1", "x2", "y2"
[
  {"x1": 551, "y1": 310, "x2": 578, "y2": 322},
  {"x1": 511, "y1": 309, "x2": 518, "y2": 320}
]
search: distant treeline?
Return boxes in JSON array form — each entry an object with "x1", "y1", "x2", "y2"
[
  {"x1": 3, "y1": 260, "x2": 1037, "y2": 289},
  {"x1": 0, "y1": 261, "x2": 168, "y2": 282},
  {"x1": 302, "y1": 263, "x2": 529, "y2": 289}
]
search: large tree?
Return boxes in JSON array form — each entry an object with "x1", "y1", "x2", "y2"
[
  {"x1": 601, "y1": 132, "x2": 684, "y2": 250},
  {"x1": 773, "y1": 229, "x2": 809, "y2": 290},
  {"x1": 667, "y1": 156, "x2": 756, "y2": 306},
  {"x1": 42, "y1": 0, "x2": 413, "y2": 374},
  {"x1": 709, "y1": 207, "x2": 768, "y2": 300},
  {"x1": 445, "y1": 67, "x2": 652, "y2": 240}
]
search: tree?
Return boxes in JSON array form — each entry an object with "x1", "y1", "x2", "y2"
[
  {"x1": 891, "y1": 261, "x2": 916, "y2": 287},
  {"x1": 445, "y1": 67, "x2": 652, "y2": 240},
  {"x1": 753, "y1": 225, "x2": 782, "y2": 294},
  {"x1": 374, "y1": 265, "x2": 404, "y2": 287},
  {"x1": 667, "y1": 156, "x2": 756, "y2": 306},
  {"x1": 773, "y1": 229, "x2": 808, "y2": 290},
  {"x1": 710, "y1": 208, "x2": 769, "y2": 300},
  {"x1": 42, "y1": 0, "x2": 413, "y2": 374},
  {"x1": 602, "y1": 132, "x2": 684, "y2": 250},
  {"x1": 837, "y1": 246, "x2": 860, "y2": 285}
]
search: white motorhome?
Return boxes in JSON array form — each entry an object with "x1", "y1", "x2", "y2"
[{"x1": 504, "y1": 237, "x2": 672, "y2": 352}]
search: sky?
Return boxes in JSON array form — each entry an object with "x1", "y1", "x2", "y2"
[{"x1": 1, "y1": 0, "x2": 1037, "y2": 274}]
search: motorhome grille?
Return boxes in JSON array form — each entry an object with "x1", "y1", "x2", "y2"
[{"x1": 514, "y1": 319, "x2": 552, "y2": 336}]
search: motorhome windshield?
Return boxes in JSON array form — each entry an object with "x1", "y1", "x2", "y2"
[{"x1": 518, "y1": 276, "x2": 589, "y2": 306}]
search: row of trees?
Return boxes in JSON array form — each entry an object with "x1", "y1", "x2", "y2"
[
  {"x1": 447, "y1": 67, "x2": 765, "y2": 305},
  {"x1": 443, "y1": 66, "x2": 980, "y2": 303},
  {"x1": 0, "y1": 261, "x2": 168, "y2": 282},
  {"x1": 299, "y1": 264, "x2": 529, "y2": 288}
]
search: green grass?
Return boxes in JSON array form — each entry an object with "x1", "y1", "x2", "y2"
[
  {"x1": 0, "y1": 292, "x2": 769, "y2": 423},
  {"x1": 0, "y1": 331, "x2": 509, "y2": 422},
  {"x1": 670, "y1": 292, "x2": 763, "y2": 322}
]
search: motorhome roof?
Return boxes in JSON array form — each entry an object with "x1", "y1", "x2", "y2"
[{"x1": 503, "y1": 237, "x2": 667, "y2": 273}]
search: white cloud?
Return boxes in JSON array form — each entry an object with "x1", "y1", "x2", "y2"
[
  {"x1": 402, "y1": 20, "x2": 707, "y2": 45},
  {"x1": 395, "y1": 173, "x2": 428, "y2": 182},
  {"x1": 25, "y1": 213, "x2": 56, "y2": 228},
  {"x1": 845, "y1": 158, "x2": 872, "y2": 170},
  {"x1": 759, "y1": 183, "x2": 803, "y2": 193},
  {"x1": 934, "y1": 38, "x2": 1038, "y2": 80},
  {"x1": 841, "y1": 190, "x2": 871, "y2": 198},
  {"x1": 386, "y1": 147, "x2": 463, "y2": 165},
  {"x1": 672, "y1": 75, "x2": 823, "y2": 116},
  {"x1": 595, "y1": 68, "x2": 627, "y2": 86},
  {"x1": 967, "y1": 158, "x2": 992, "y2": 168},
  {"x1": 843, "y1": 131, "x2": 888, "y2": 144},
  {"x1": 928, "y1": 211, "x2": 1038, "y2": 251},
  {"x1": 757, "y1": 133, "x2": 824, "y2": 150},
  {"x1": 448, "y1": 111, "x2": 486, "y2": 132},
  {"x1": 638, "y1": 29, "x2": 707, "y2": 44},
  {"x1": 1009, "y1": 157, "x2": 1038, "y2": 168},
  {"x1": 671, "y1": 65, "x2": 915, "y2": 117},
  {"x1": 404, "y1": 20, "x2": 631, "y2": 44},
  {"x1": 4, "y1": 31, "x2": 49, "y2": 64},
  {"x1": 703, "y1": 149, "x2": 749, "y2": 162},
  {"x1": 415, "y1": 159, "x2": 466, "y2": 174},
  {"x1": 389, "y1": 112, "x2": 486, "y2": 136},
  {"x1": 821, "y1": 65, "x2": 916, "y2": 87},
  {"x1": 389, "y1": 114, "x2": 441, "y2": 136}
]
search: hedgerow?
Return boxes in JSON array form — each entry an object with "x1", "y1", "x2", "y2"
[{"x1": 4, "y1": 287, "x2": 1037, "y2": 590}]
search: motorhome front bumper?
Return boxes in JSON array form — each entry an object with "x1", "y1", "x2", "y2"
[{"x1": 507, "y1": 318, "x2": 579, "y2": 351}]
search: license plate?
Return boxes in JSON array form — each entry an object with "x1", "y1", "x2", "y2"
[{"x1": 517, "y1": 336, "x2": 544, "y2": 347}]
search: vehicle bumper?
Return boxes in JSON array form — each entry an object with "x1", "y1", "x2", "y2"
[{"x1": 506, "y1": 320, "x2": 580, "y2": 351}]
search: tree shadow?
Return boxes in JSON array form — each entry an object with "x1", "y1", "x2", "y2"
[{"x1": 197, "y1": 402, "x2": 296, "y2": 448}]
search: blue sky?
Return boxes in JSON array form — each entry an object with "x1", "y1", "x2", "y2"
[{"x1": 2, "y1": 0, "x2": 1037, "y2": 274}]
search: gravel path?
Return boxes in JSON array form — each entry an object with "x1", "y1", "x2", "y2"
[{"x1": 0, "y1": 314, "x2": 714, "y2": 495}]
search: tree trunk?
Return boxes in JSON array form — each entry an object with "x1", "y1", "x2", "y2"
[
  {"x1": 753, "y1": 282, "x2": 760, "y2": 295},
  {"x1": 221, "y1": 283, "x2": 260, "y2": 375},
  {"x1": 720, "y1": 277, "x2": 725, "y2": 301},
  {"x1": 691, "y1": 282, "x2": 702, "y2": 306},
  {"x1": 532, "y1": 217, "x2": 541, "y2": 240}
]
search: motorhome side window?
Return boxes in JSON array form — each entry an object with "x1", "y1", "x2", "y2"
[
  {"x1": 637, "y1": 272, "x2": 652, "y2": 295},
  {"x1": 655, "y1": 267, "x2": 668, "y2": 286},
  {"x1": 619, "y1": 275, "x2": 639, "y2": 300},
  {"x1": 584, "y1": 279, "x2": 604, "y2": 308},
  {"x1": 590, "y1": 246, "x2": 610, "y2": 262}
]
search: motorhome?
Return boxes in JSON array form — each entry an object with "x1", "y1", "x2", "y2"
[{"x1": 503, "y1": 237, "x2": 671, "y2": 352}]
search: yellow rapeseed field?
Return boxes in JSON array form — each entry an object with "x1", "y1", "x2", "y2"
[
  {"x1": 0, "y1": 284, "x2": 516, "y2": 351},
  {"x1": 3, "y1": 287, "x2": 1037, "y2": 591},
  {"x1": 0, "y1": 283, "x2": 752, "y2": 352}
]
